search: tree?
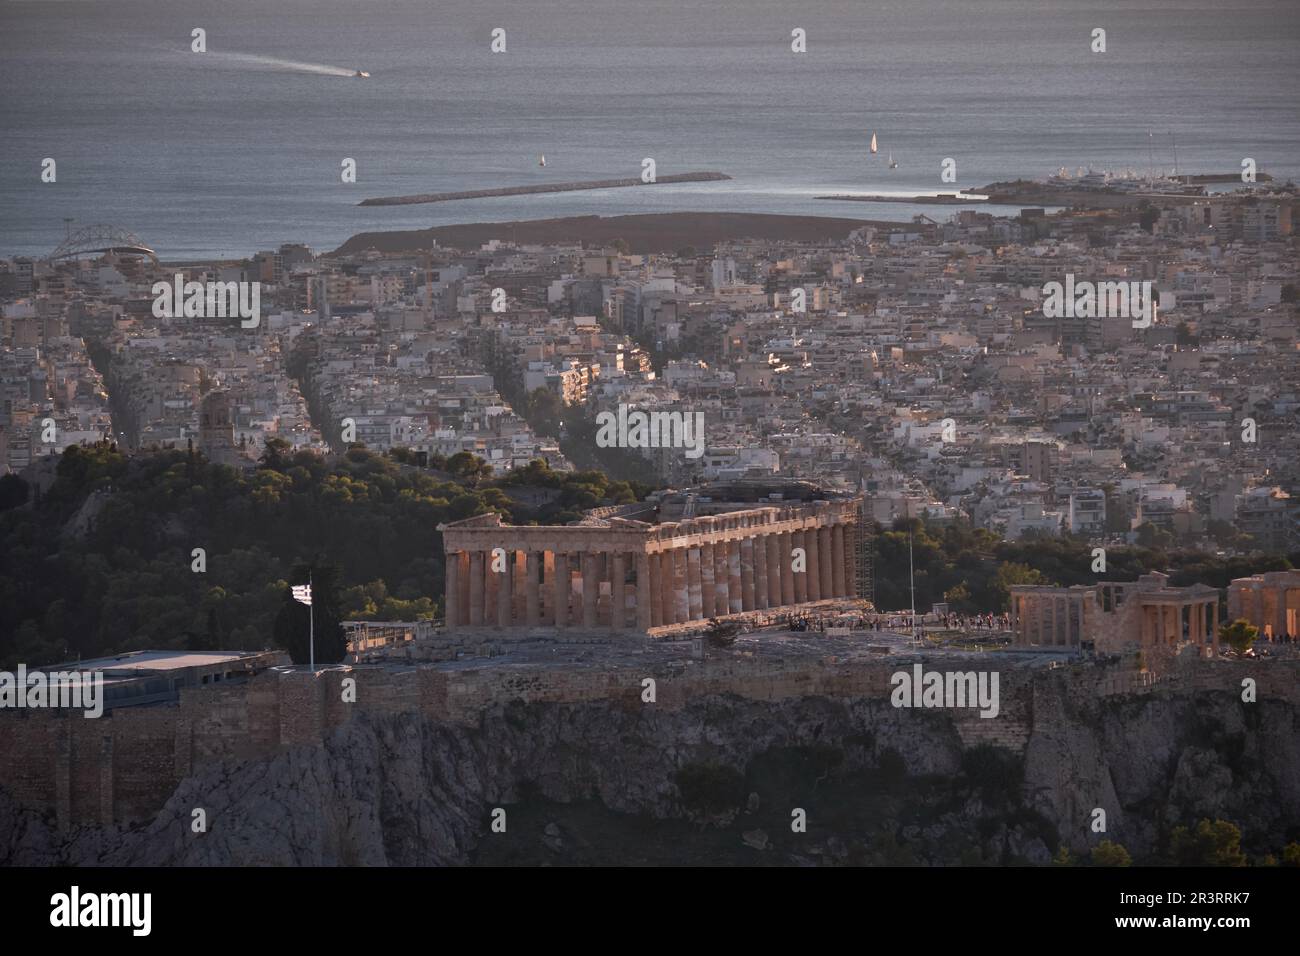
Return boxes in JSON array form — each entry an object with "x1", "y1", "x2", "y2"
[
  {"x1": 1, "y1": 440, "x2": 660, "y2": 668},
  {"x1": 1053, "y1": 845, "x2": 1074, "y2": 866},
  {"x1": 5, "y1": 619, "x2": 61, "y2": 670},
  {"x1": 523, "y1": 387, "x2": 563, "y2": 437},
  {"x1": 1206, "y1": 518, "x2": 1243, "y2": 549},
  {"x1": 1170, "y1": 819, "x2": 1247, "y2": 866},
  {"x1": 444, "y1": 452, "x2": 492, "y2": 485},
  {"x1": 273, "y1": 563, "x2": 348, "y2": 666},
  {"x1": 610, "y1": 238, "x2": 630, "y2": 255},
  {"x1": 1091, "y1": 840, "x2": 1132, "y2": 867},
  {"x1": 1104, "y1": 486, "x2": 1131, "y2": 533},
  {"x1": 259, "y1": 436, "x2": 292, "y2": 472},
  {"x1": 1218, "y1": 618, "x2": 1259, "y2": 655},
  {"x1": 1282, "y1": 842, "x2": 1300, "y2": 866},
  {"x1": 1135, "y1": 522, "x2": 1173, "y2": 550},
  {"x1": 943, "y1": 582, "x2": 973, "y2": 613},
  {"x1": 991, "y1": 561, "x2": 1047, "y2": 611},
  {"x1": 0, "y1": 474, "x2": 29, "y2": 512}
]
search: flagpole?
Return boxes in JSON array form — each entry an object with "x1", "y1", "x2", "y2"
[
  {"x1": 308, "y1": 571, "x2": 315, "y2": 673},
  {"x1": 909, "y1": 529, "x2": 917, "y2": 646}
]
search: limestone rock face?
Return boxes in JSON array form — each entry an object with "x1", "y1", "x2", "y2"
[{"x1": 1, "y1": 687, "x2": 1295, "y2": 866}]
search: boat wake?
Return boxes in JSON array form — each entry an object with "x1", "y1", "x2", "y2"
[{"x1": 184, "y1": 49, "x2": 357, "y2": 77}]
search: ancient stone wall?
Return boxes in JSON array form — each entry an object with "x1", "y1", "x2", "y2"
[{"x1": 2, "y1": 654, "x2": 1295, "y2": 830}]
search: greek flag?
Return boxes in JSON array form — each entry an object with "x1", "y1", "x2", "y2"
[{"x1": 291, "y1": 584, "x2": 312, "y2": 606}]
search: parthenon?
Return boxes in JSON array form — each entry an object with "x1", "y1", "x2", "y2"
[{"x1": 438, "y1": 484, "x2": 864, "y2": 635}]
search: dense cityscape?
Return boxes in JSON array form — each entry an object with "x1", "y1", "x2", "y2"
[{"x1": 5, "y1": 184, "x2": 1297, "y2": 561}]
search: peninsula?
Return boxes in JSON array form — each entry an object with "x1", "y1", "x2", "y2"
[{"x1": 333, "y1": 211, "x2": 922, "y2": 256}]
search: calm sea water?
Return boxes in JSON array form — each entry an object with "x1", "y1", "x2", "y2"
[{"x1": 2, "y1": 0, "x2": 1298, "y2": 259}]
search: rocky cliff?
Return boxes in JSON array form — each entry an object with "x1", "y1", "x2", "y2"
[{"x1": 3, "y1": 683, "x2": 1297, "y2": 866}]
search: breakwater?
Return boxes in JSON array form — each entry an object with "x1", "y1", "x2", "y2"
[
  {"x1": 818, "y1": 193, "x2": 988, "y2": 205},
  {"x1": 359, "y1": 171, "x2": 732, "y2": 207}
]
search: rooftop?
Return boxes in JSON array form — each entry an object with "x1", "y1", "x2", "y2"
[{"x1": 37, "y1": 649, "x2": 277, "y2": 675}]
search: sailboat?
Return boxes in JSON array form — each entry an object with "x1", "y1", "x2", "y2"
[
  {"x1": 888, "y1": 153, "x2": 898, "y2": 169},
  {"x1": 869, "y1": 132, "x2": 878, "y2": 155},
  {"x1": 538, "y1": 154, "x2": 546, "y2": 167}
]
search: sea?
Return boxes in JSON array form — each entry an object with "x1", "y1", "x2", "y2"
[{"x1": 2, "y1": 0, "x2": 1298, "y2": 260}]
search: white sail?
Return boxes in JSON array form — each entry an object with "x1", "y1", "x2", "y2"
[
  {"x1": 870, "y1": 133, "x2": 878, "y2": 154},
  {"x1": 538, "y1": 154, "x2": 546, "y2": 167}
]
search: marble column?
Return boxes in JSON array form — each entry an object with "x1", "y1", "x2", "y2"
[
  {"x1": 597, "y1": 552, "x2": 611, "y2": 627},
  {"x1": 700, "y1": 542, "x2": 716, "y2": 618},
  {"x1": 650, "y1": 554, "x2": 670, "y2": 629},
  {"x1": 788, "y1": 531, "x2": 804, "y2": 604},
  {"x1": 553, "y1": 551, "x2": 568, "y2": 629},
  {"x1": 714, "y1": 540, "x2": 731, "y2": 616},
  {"x1": 767, "y1": 534, "x2": 784, "y2": 608},
  {"x1": 445, "y1": 550, "x2": 460, "y2": 631},
  {"x1": 650, "y1": 552, "x2": 664, "y2": 627},
  {"x1": 636, "y1": 552, "x2": 652, "y2": 631},
  {"x1": 611, "y1": 551, "x2": 627, "y2": 630},
  {"x1": 496, "y1": 548, "x2": 512, "y2": 627},
  {"x1": 806, "y1": 529, "x2": 822, "y2": 603},
  {"x1": 583, "y1": 551, "x2": 600, "y2": 628},
  {"x1": 483, "y1": 551, "x2": 498, "y2": 627},
  {"x1": 754, "y1": 533, "x2": 770, "y2": 609},
  {"x1": 818, "y1": 527, "x2": 834, "y2": 599},
  {"x1": 727, "y1": 538, "x2": 743, "y2": 613},
  {"x1": 831, "y1": 525, "x2": 846, "y2": 597},
  {"x1": 525, "y1": 551, "x2": 540, "y2": 627},
  {"x1": 672, "y1": 548, "x2": 690, "y2": 623},
  {"x1": 740, "y1": 537, "x2": 756, "y2": 611},
  {"x1": 457, "y1": 549, "x2": 470, "y2": 625},
  {"x1": 844, "y1": 523, "x2": 858, "y2": 599},
  {"x1": 542, "y1": 550, "x2": 555, "y2": 625},
  {"x1": 687, "y1": 547, "x2": 703, "y2": 621},
  {"x1": 513, "y1": 549, "x2": 526, "y2": 623},
  {"x1": 469, "y1": 550, "x2": 485, "y2": 626}
]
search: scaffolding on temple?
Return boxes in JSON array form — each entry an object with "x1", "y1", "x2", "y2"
[{"x1": 851, "y1": 506, "x2": 874, "y2": 609}]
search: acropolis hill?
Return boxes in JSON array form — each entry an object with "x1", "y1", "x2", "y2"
[
  {"x1": 4, "y1": 482, "x2": 1300, "y2": 864},
  {"x1": 2, "y1": 474, "x2": 1299, "y2": 864},
  {"x1": 1, "y1": 633, "x2": 1297, "y2": 866}
]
